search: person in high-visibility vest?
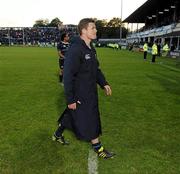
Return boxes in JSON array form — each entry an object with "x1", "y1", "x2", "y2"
[
  {"x1": 143, "y1": 42, "x2": 148, "y2": 60},
  {"x1": 114, "y1": 43, "x2": 119, "y2": 50},
  {"x1": 162, "y1": 43, "x2": 170, "y2": 57},
  {"x1": 151, "y1": 42, "x2": 158, "y2": 63}
]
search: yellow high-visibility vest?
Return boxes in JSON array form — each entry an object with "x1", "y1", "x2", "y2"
[
  {"x1": 152, "y1": 44, "x2": 158, "y2": 55},
  {"x1": 163, "y1": 44, "x2": 170, "y2": 51},
  {"x1": 143, "y1": 43, "x2": 148, "y2": 51}
]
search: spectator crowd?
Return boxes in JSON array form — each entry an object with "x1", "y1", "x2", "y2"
[{"x1": 0, "y1": 26, "x2": 78, "y2": 46}]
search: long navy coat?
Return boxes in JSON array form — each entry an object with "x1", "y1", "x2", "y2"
[{"x1": 59, "y1": 37, "x2": 108, "y2": 141}]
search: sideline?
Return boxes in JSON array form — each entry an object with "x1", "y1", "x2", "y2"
[{"x1": 88, "y1": 149, "x2": 98, "y2": 174}]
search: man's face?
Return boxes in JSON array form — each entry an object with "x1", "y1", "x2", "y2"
[
  {"x1": 83, "y1": 22, "x2": 97, "y2": 40},
  {"x1": 64, "y1": 35, "x2": 69, "y2": 42}
]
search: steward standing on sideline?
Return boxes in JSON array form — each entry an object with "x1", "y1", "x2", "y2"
[
  {"x1": 162, "y1": 42, "x2": 170, "y2": 57},
  {"x1": 52, "y1": 18, "x2": 115, "y2": 159},
  {"x1": 151, "y1": 41, "x2": 158, "y2": 63},
  {"x1": 143, "y1": 42, "x2": 148, "y2": 60}
]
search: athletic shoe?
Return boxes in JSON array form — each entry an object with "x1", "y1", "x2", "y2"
[
  {"x1": 52, "y1": 134, "x2": 69, "y2": 145},
  {"x1": 95, "y1": 146, "x2": 115, "y2": 159}
]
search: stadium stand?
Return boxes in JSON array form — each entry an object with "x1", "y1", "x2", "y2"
[
  {"x1": 123, "y1": 0, "x2": 180, "y2": 58},
  {"x1": 0, "y1": 25, "x2": 78, "y2": 46}
]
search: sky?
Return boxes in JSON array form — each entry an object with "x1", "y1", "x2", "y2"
[{"x1": 0, "y1": 0, "x2": 147, "y2": 27}]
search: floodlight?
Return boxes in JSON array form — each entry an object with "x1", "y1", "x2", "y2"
[
  {"x1": 147, "y1": 16, "x2": 152, "y2": 19},
  {"x1": 158, "y1": 11, "x2": 164, "y2": 14}
]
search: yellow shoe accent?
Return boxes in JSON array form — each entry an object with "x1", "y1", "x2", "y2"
[{"x1": 98, "y1": 146, "x2": 104, "y2": 153}]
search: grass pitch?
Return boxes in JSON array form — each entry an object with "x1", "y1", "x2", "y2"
[{"x1": 0, "y1": 47, "x2": 180, "y2": 174}]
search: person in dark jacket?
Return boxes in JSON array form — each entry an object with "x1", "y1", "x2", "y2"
[
  {"x1": 52, "y1": 18, "x2": 114, "y2": 159},
  {"x1": 57, "y1": 33, "x2": 69, "y2": 84}
]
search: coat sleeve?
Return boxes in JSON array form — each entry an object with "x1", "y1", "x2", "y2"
[
  {"x1": 96, "y1": 59, "x2": 108, "y2": 88},
  {"x1": 63, "y1": 45, "x2": 81, "y2": 104}
]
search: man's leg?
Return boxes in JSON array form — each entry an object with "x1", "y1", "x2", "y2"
[
  {"x1": 59, "y1": 59, "x2": 64, "y2": 84},
  {"x1": 55, "y1": 123, "x2": 65, "y2": 137},
  {"x1": 144, "y1": 51, "x2": 147, "y2": 60},
  {"x1": 59, "y1": 72, "x2": 63, "y2": 83},
  {"x1": 152, "y1": 55, "x2": 156, "y2": 63},
  {"x1": 91, "y1": 138, "x2": 114, "y2": 159},
  {"x1": 52, "y1": 124, "x2": 69, "y2": 145},
  {"x1": 59, "y1": 68, "x2": 63, "y2": 83}
]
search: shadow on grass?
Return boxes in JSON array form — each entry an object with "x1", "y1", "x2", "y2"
[
  {"x1": 159, "y1": 63, "x2": 180, "y2": 73},
  {"x1": 147, "y1": 72, "x2": 180, "y2": 97},
  {"x1": 14, "y1": 129, "x2": 63, "y2": 173},
  {"x1": 13, "y1": 128, "x2": 70, "y2": 173}
]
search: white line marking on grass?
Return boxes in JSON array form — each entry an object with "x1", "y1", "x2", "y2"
[{"x1": 88, "y1": 149, "x2": 98, "y2": 174}]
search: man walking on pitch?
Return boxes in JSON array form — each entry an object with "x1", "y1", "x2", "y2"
[{"x1": 53, "y1": 18, "x2": 115, "y2": 159}]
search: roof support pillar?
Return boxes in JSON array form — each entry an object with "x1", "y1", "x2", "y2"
[
  {"x1": 177, "y1": 37, "x2": 179, "y2": 50},
  {"x1": 131, "y1": 23, "x2": 133, "y2": 33}
]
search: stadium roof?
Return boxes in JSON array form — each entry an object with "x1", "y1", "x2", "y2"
[
  {"x1": 164, "y1": 30, "x2": 180, "y2": 37},
  {"x1": 123, "y1": 0, "x2": 178, "y2": 23}
]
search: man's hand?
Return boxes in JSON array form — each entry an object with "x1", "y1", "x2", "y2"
[
  {"x1": 104, "y1": 85, "x2": 112, "y2": 96},
  {"x1": 68, "y1": 103, "x2": 76, "y2": 110}
]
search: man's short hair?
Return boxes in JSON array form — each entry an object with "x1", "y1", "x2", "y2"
[
  {"x1": 78, "y1": 18, "x2": 95, "y2": 35},
  {"x1": 61, "y1": 33, "x2": 68, "y2": 41}
]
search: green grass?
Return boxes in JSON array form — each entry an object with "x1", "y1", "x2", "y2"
[{"x1": 0, "y1": 47, "x2": 180, "y2": 174}]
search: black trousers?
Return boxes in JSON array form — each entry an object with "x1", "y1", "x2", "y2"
[
  {"x1": 152, "y1": 55, "x2": 156, "y2": 62},
  {"x1": 144, "y1": 51, "x2": 147, "y2": 59}
]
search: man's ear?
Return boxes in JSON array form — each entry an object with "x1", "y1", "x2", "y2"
[{"x1": 82, "y1": 28, "x2": 86, "y2": 35}]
